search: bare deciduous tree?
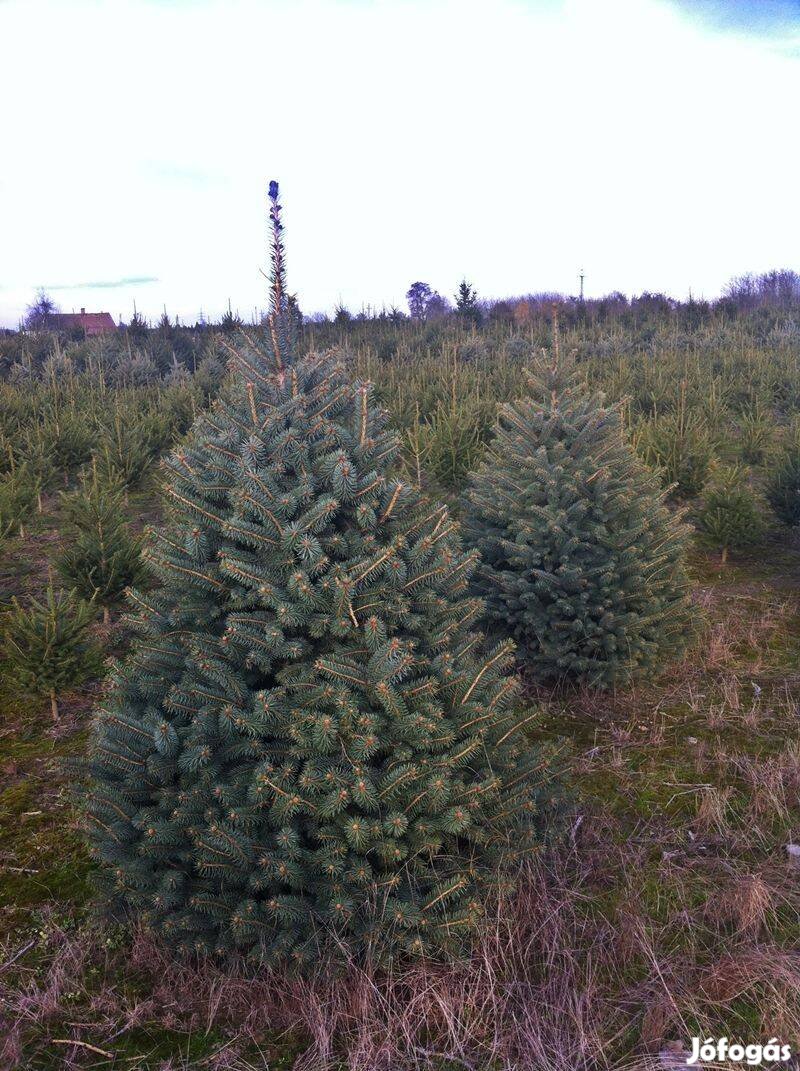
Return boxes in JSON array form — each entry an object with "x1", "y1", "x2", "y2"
[{"x1": 24, "y1": 289, "x2": 59, "y2": 331}]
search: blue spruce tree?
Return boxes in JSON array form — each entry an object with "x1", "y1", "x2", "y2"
[
  {"x1": 463, "y1": 338, "x2": 693, "y2": 688},
  {"x1": 87, "y1": 183, "x2": 557, "y2": 968}
]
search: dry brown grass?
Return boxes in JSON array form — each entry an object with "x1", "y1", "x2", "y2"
[
  {"x1": 4, "y1": 558, "x2": 800, "y2": 1069},
  {"x1": 706, "y1": 872, "x2": 775, "y2": 937},
  {"x1": 694, "y1": 785, "x2": 733, "y2": 836},
  {"x1": 5, "y1": 835, "x2": 800, "y2": 1069},
  {"x1": 0, "y1": 854, "x2": 627, "y2": 1071}
]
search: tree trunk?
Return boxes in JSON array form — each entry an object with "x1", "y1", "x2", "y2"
[
  {"x1": 103, "y1": 605, "x2": 111, "y2": 626},
  {"x1": 50, "y1": 690, "x2": 59, "y2": 720},
  {"x1": 721, "y1": 546, "x2": 729, "y2": 565}
]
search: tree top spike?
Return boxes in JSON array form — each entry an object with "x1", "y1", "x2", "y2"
[{"x1": 266, "y1": 179, "x2": 291, "y2": 369}]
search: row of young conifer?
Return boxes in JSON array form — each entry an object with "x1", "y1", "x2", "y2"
[
  {"x1": 5, "y1": 340, "x2": 799, "y2": 716},
  {"x1": 0, "y1": 383, "x2": 198, "y2": 719}
]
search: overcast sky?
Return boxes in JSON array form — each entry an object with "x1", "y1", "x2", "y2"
[{"x1": 1, "y1": 0, "x2": 798, "y2": 327}]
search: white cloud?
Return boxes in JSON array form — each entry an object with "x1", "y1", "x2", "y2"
[{"x1": 1, "y1": 0, "x2": 798, "y2": 326}]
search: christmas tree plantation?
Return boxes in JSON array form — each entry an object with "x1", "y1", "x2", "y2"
[
  {"x1": 88, "y1": 184, "x2": 556, "y2": 968},
  {"x1": 463, "y1": 345, "x2": 693, "y2": 687}
]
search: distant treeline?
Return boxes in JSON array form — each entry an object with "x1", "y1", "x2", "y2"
[{"x1": 2, "y1": 268, "x2": 799, "y2": 381}]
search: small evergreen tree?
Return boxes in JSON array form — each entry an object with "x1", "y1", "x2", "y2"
[
  {"x1": 19, "y1": 430, "x2": 57, "y2": 508},
  {"x1": 219, "y1": 301, "x2": 243, "y2": 334},
  {"x1": 93, "y1": 411, "x2": 162, "y2": 489},
  {"x1": 287, "y1": 293, "x2": 303, "y2": 337},
  {"x1": 194, "y1": 354, "x2": 226, "y2": 401},
  {"x1": 39, "y1": 411, "x2": 97, "y2": 483},
  {"x1": 0, "y1": 461, "x2": 39, "y2": 538},
  {"x1": 455, "y1": 280, "x2": 481, "y2": 327},
  {"x1": 57, "y1": 468, "x2": 145, "y2": 624},
  {"x1": 2, "y1": 582, "x2": 101, "y2": 719},
  {"x1": 113, "y1": 352, "x2": 159, "y2": 388},
  {"x1": 463, "y1": 347, "x2": 693, "y2": 688},
  {"x1": 636, "y1": 391, "x2": 714, "y2": 499},
  {"x1": 739, "y1": 402, "x2": 772, "y2": 465},
  {"x1": 696, "y1": 468, "x2": 763, "y2": 564},
  {"x1": 166, "y1": 354, "x2": 191, "y2": 386},
  {"x1": 157, "y1": 309, "x2": 175, "y2": 341},
  {"x1": 766, "y1": 448, "x2": 800, "y2": 527},
  {"x1": 126, "y1": 307, "x2": 150, "y2": 343},
  {"x1": 87, "y1": 183, "x2": 557, "y2": 969}
]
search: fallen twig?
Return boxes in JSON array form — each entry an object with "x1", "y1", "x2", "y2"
[{"x1": 51, "y1": 1039, "x2": 115, "y2": 1058}]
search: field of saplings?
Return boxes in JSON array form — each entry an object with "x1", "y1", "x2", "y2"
[{"x1": 3, "y1": 290, "x2": 800, "y2": 1069}]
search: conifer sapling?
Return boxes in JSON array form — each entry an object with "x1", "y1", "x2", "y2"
[
  {"x1": 41, "y1": 411, "x2": 97, "y2": 484},
  {"x1": 462, "y1": 337, "x2": 693, "y2": 688},
  {"x1": 696, "y1": 467, "x2": 763, "y2": 564},
  {"x1": 2, "y1": 581, "x2": 101, "y2": 719},
  {"x1": 93, "y1": 411, "x2": 162, "y2": 490},
  {"x1": 87, "y1": 183, "x2": 557, "y2": 969},
  {"x1": 636, "y1": 393, "x2": 714, "y2": 499},
  {"x1": 57, "y1": 466, "x2": 145, "y2": 624},
  {"x1": 0, "y1": 459, "x2": 39, "y2": 538},
  {"x1": 766, "y1": 448, "x2": 800, "y2": 527}
]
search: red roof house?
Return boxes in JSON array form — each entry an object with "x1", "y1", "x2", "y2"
[{"x1": 50, "y1": 308, "x2": 117, "y2": 336}]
